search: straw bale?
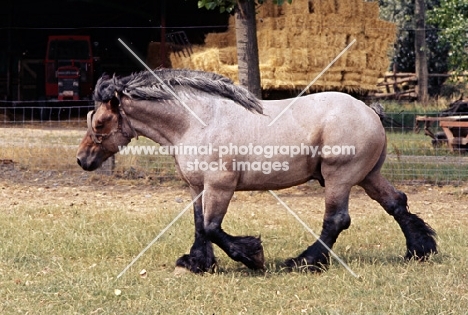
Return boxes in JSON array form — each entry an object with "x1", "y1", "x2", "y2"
[
  {"x1": 361, "y1": 69, "x2": 381, "y2": 85},
  {"x1": 169, "y1": 54, "x2": 189, "y2": 69},
  {"x1": 260, "y1": 64, "x2": 275, "y2": 81},
  {"x1": 274, "y1": 66, "x2": 295, "y2": 90},
  {"x1": 257, "y1": 29, "x2": 272, "y2": 49},
  {"x1": 257, "y1": 17, "x2": 275, "y2": 31},
  {"x1": 168, "y1": 0, "x2": 396, "y2": 94},
  {"x1": 258, "y1": 47, "x2": 271, "y2": 65},
  {"x1": 288, "y1": 0, "x2": 309, "y2": 15},
  {"x1": 228, "y1": 15, "x2": 235, "y2": 28},
  {"x1": 365, "y1": 19, "x2": 396, "y2": 39},
  {"x1": 345, "y1": 50, "x2": 366, "y2": 68},
  {"x1": 256, "y1": 2, "x2": 276, "y2": 19},
  {"x1": 205, "y1": 33, "x2": 231, "y2": 48},
  {"x1": 287, "y1": 26, "x2": 305, "y2": 37},
  {"x1": 311, "y1": 0, "x2": 336, "y2": 15},
  {"x1": 287, "y1": 14, "x2": 307, "y2": 34},
  {"x1": 286, "y1": 72, "x2": 312, "y2": 87},
  {"x1": 323, "y1": 15, "x2": 363, "y2": 35},
  {"x1": 308, "y1": 50, "x2": 331, "y2": 68},
  {"x1": 366, "y1": 54, "x2": 388, "y2": 71},
  {"x1": 285, "y1": 34, "x2": 302, "y2": 49},
  {"x1": 320, "y1": 32, "x2": 347, "y2": 49},
  {"x1": 322, "y1": 13, "x2": 346, "y2": 32},
  {"x1": 337, "y1": 0, "x2": 363, "y2": 17},
  {"x1": 306, "y1": 17, "x2": 322, "y2": 34},
  {"x1": 191, "y1": 48, "x2": 220, "y2": 72},
  {"x1": 285, "y1": 48, "x2": 309, "y2": 70},
  {"x1": 259, "y1": 48, "x2": 277, "y2": 66},
  {"x1": 218, "y1": 47, "x2": 237, "y2": 65},
  {"x1": 315, "y1": 69, "x2": 342, "y2": 85},
  {"x1": 329, "y1": 49, "x2": 347, "y2": 68},
  {"x1": 353, "y1": 33, "x2": 368, "y2": 50},
  {"x1": 362, "y1": 2, "x2": 380, "y2": 19},
  {"x1": 219, "y1": 65, "x2": 239, "y2": 82},
  {"x1": 170, "y1": 45, "x2": 206, "y2": 69},
  {"x1": 275, "y1": 17, "x2": 287, "y2": 30},
  {"x1": 342, "y1": 72, "x2": 362, "y2": 86}
]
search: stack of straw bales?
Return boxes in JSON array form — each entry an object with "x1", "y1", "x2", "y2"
[{"x1": 169, "y1": 0, "x2": 396, "y2": 93}]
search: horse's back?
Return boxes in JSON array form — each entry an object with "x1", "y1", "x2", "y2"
[{"x1": 264, "y1": 92, "x2": 384, "y2": 141}]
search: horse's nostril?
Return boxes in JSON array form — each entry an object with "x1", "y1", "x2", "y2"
[{"x1": 77, "y1": 158, "x2": 82, "y2": 167}]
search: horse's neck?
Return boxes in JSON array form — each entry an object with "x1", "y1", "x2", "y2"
[{"x1": 122, "y1": 97, "x2": 196, "y2": 146}]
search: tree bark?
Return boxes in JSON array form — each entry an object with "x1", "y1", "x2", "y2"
[
  {"x1": 415, "y1": 0, "x2": 428, "y2": 103},
  {"x1": 235, "y1": 0, "x2": 262, "y2": 99}
]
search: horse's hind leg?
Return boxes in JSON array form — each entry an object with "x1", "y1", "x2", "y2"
[
  {"x1": 285, "y1": 184, "x2": 352, "y2": 272},
  {"x1": 359, "y1": 171, "x2": 437, "y2": 260},
  {"x1": 176, "y1": 188, "x2": 216, "y2": 273}
]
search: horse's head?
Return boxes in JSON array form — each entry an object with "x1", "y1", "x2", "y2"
[{"x1": 76, "y1": 95, "x2": 137, "y2": 171}]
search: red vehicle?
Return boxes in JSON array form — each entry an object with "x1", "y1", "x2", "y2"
[{"x1": 45, "y1": 35, "x2": 94, "y2": 100}]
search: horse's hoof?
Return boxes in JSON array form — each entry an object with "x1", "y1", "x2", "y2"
[
  {"x1": 175, "y1": 254, "x2": 216, "y2": 274},
  {"x1": 404, "y1": 248, "x2": 438, "y2": 261},
  {"x1": 405, "y1": 236, "x2": 438, "y2": 261},
  {"x1": 248, "y1": 247, "x2": 265, "y2": 270}
]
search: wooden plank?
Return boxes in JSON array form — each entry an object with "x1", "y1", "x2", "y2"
[
  {"x1": 377, "y1": 76, "x2": 417, "y2": 87},
  {"x1": 440, "y1": 121, "x2": 468, "y2": 128},
  {"x1": 383, "y1": 72, "x2": 415, "y2": 78},
  {"x1": 416, "y1": 115, "x2": 468, "y2": 122}
]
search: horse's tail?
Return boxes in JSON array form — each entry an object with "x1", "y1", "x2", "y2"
[{"x1": 370, "y1": 102, "x2": 386, "y2": 122}]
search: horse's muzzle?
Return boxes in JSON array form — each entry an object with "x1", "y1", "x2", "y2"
[{"x1": 76, "y1": 156, "x2": 100, "y2": 171}]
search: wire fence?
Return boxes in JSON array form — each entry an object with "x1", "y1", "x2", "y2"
[{"x1": 1, "y1": 104, "x2": 468, "y2": 186}]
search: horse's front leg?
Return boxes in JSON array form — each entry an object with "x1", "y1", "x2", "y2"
[
  {"x1": 175, "y1": 187, "x2": 216, "y2": 273},
  {"x1": 203, "y1": 185, "x2": 265, "y2": 270}
]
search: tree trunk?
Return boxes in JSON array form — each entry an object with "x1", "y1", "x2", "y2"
[
  {"x1": 235, "y1": 0, "x2": 262, "y2": 99},
  {"x1": 415, "y1": 0, "x2": 428, "y2": 104}
]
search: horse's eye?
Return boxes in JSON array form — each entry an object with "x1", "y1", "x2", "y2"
[{"x1": 95, "y1": 121, "x2": 104, "y2": 130}]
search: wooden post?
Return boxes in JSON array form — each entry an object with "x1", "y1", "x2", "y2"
[
  {"x1": 235, "y1": 0, "x2": 262, "y2": 99},
  {"x1": 415, "y1": 0, "x2": 428, "y2": 104},
  {"x1": 160, "y1": 0, "x2": 167, "y2": 68}
]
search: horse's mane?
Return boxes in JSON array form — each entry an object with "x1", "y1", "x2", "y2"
[{"x1": 93, "y1": 69, "x2": 263, "y2": 114}]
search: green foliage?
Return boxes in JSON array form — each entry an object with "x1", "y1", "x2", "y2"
[
  {"x1": 427, "y1": 0, "x2": 468, "y2": 74},
  {"x1": 197, "y1": 0, "x2": 292, "y2": 13},
  {"x1": 379, "y1": 0, "x2": 450, "y2": 96},
  {"x1": 197, "y1": 0, "x2": 236, "y2": 13}
]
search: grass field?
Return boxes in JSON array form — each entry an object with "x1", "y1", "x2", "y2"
[{"x1": 0, "y1": 180, "x2": 467, "y2": 314}]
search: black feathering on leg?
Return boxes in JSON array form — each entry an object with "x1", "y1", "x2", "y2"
[
  {"x1": 175, "y1": 238, "x2": 216, "y2": 273},
  {"x1": 175, "y1": 203, "x2": 217, "y2": 273},
  {"x1": 206, "y1": 227, "x2": 265, "y2": 270},
  {"x1": 390, "y1": 193, "x2": 437, "y2": 260},
  {"x1": 400, "y1": 212, "x2": 437, "y2": 260}
]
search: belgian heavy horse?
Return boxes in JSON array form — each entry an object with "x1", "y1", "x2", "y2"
[{"x1": 76, "y1": 69, "x2": 437, "y2": 273}]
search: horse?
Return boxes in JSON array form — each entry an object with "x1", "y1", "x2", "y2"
[{"x1": 76, "y1": 69, "x2": 437, "y2": 273}]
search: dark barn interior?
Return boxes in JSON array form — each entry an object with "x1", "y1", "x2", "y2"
[{"x1": 0, "y1": 0, "x2": 229, "y2": 101}]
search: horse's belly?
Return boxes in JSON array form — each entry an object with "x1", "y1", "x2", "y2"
[{"x1": 234, "y1": 157, "x2": 319, "y2": 190}]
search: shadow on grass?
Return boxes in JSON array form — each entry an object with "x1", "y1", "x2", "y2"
[{"x1": 210, "y1": 251, "x2": 446, "y2": 276}]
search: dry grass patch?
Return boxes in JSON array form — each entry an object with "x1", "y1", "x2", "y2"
[{"x1": 0, "y1": 179, "x2": 467, "y2": 314}]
